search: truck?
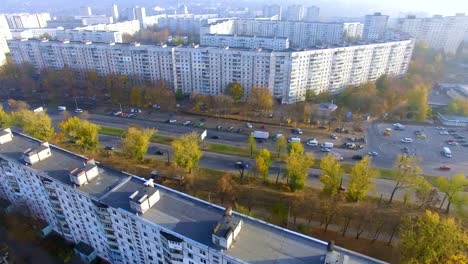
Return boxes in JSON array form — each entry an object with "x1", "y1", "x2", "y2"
[
  {"x1": 321, "y1": 142, "x2": 334, "y2": 149},
  {"x1": 252, "y1": 131, "x2": 269, "y2": 140}
]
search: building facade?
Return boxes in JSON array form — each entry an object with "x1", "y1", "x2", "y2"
[
  {"x1": 0, "y1": 129, "x2": 386, "y2": 264},
  {"x1": 56, "y1": 30, "x2": 123, "y2": 43},
  {"x1": 8, "y1": 38, "x2": 414, "y2": 103},
  {"x1": 396, "y1": 13, "x2": 468, "y2": 54},
  {"x1": 2, "y1": 13, "x2": 51, "y2": 29},
  {"x1": 200, "y1": 34, "x2": 289, "y2": 50},
  {"x1": 285, "y1": 5, "x2": 305, "y2": 21},
  {"x1": 156, "y1": 14, "x2": 219, "y2": 33},
  {"x1": 81, "y1": 16, "x2": 114, "y2": 26},
  {"x1": 363, "y1": 12, "x2": 388, "y2": 41},
  {"x1": 263, "y1": 5, "x2": 282, "y2": 20},
  {"x1": 76, "y1": 20, "x2": 141, "y2": 36},
  {"x1": 304, "y1": 6, "x2": 320, "y2": 22}
]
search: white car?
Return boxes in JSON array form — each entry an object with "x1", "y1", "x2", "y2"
[
  {"x1": 288, "y1": 137, "x2": 301, "y2": 143},
  {"x1": 306, "y1": 139, "x2": 318, "y2": 146},
  {"x1": 439, "y1": 131, "x2": 449, "y2": 135},
  {"x1": 183, "y1": 121, "x2": 192, "y2": 126},
  {"x1": 246, "y1": 122, "x2": 253, "y2": 128},
  {"x1": 74, "y1": 108, "x2": 83, "y2": 113},
  {"x1": 368, "y1": 151, "x2": 379, "y2": 156},
  {"x1": 436, "y1": 126, "x2": 445, "y2": 130},
  {"x1": 401, "y1": 138, "x2": 413, "y2": 143},
  {"x1": 57, "y1": 106, "x2": 66, "y2": 111},
  {"x1": 152, "y1": 104, "x2": 161, "y2": 109},
  {"x1": 320, "y1": 147, "x2": 331, "y2": 152},
  {"x1": 168, "y1": 119, "x2": 177, "y2": 123},
  {"x1": 273, "y1": 134, "x2": 283, "y2": 141}
]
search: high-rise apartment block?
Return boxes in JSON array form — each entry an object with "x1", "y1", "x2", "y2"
[
  {"x1": 0, "y1": 14, "x2": 11, "y2": 65},
  {"x1": 0, "y1": 129, "x2": 386, "y2": 264},
  {"x1": 304, "y1": 6, "x2": 320, "y2": 22},
  {"x1": 396, "y1": 13, "x2": 468, "y2": 54},
  {"x1": 80, "y1": 6, "x2": 93, "y2": 17},
  {"x1": 8, "y1": 38, "x2": 414, "y2": 103},
  {"x1": 2, "y1": 12, "x2": 51, "y2": 29},
  {"x1": 133, "y1": 6, "x2": 146, "y2": 28},
  {"x1": 285, "y1": 5, "x2": 305, "y2": 21},
  {"x1": 262, "y1": 5, "x2": 282, "y2": 20},
  {"x1": 363, "y1": 12, "x2": 389, "y2": 41},
  {"x1": 156, "y1": 14, "x2": 219, "y2": 34},
  {"x1": 112, "y1": 4, "x2": 119, "y2": 22},
  {"x1": 76, "y1": 20, "x2": 141, "y2": 36}
]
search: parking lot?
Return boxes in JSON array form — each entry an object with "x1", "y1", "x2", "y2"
[{"x1": 367, "y1": 123, "x2": 468, "y2": 176}]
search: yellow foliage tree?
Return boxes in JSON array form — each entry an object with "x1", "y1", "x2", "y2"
[
  {"x1": 12, "y1": 109, "x2": 54, "y2": 141},
  {"x1": 122, "y1": 127, "x2": 155, "y2": 160},
  {"x1": 320, "y1": 154, "x2": 344, "y2": 197},
  {"x1": 256, "y1": 148, "x2": 272, "y2": 182},
  {"x1": 172, "y1": 132, "x2": 203, "y2": 173},
  {"x1": 347, "y1": 156, "x2": 378, "y2": 202},
  {"x1": 59, "y1": 116, "x2": 100, "y2": 151},
  {"x1": 285, "y1": 142, "x2": 314, "y2": 191}
]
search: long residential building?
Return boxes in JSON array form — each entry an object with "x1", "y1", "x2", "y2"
[
  {"x1": 395, "y1": 13, "x2": 468, "y2": 54},
  {"x1": 1, "y1": 12, "x2": 51, "y2": 29},
  {"x1": 76, "y1": 20, "x2": 141, "y2": 36},
  {"x1": 8, "y1": 38, "x2": 414, "y2": 103},
  {"x1": 0, "y1": 128, "x2": 387, "y2": 264}
]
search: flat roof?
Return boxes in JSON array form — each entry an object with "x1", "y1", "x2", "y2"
[{"x1": 0, "y1": 131, "x2": 387, "y2": 264}]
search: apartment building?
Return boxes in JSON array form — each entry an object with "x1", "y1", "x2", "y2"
[
  {"x1": 200, "y1": 34, "x2": 289, "y2": 50},
  {"x1": 285, "y1": 5, "x2": 305, "y2": 21},
  {"x1": 0, "y1": 14, "x2": 11, "y2": 62},
  {"x1": 56, "y1": 30, "x2": 123, "y2": 43},
  {"x1": 2, "y1": 13, "x2": 51, "y2": 29},
  {"x1": 343, "y1": 22, "x2": 364, "y2": 40},
  {"x1": 76, "y1": 20, "x2": 141, "y2": 36},
  {"x1": 10, "y1": 28, "x2": 63, "y2": 40},
  {"x1": 80, "y1": 6, "x2": 93, "y2": 17},
  {"x1": 396, "y1": 13, "x2": 468, "y2": 54},
  {"x1": 262, "y1": 5, "x2": 282, "y2": 20},
  {"x1": 363, "y1": 12, "x2": 389, "y2": 41},
  {"x1": 304, "y1": 6, "x2": 320, "y2": 22},
  {"x1": 8, "y1": 38, "x2": 413, "y2": 103},
  {"x1": 0, "y1": 128, "x2": 387, "y2": 264},
  {"x1": 156, "y1": 14, "x2": 219, "y2": 33},
  {"x1": 81, "y1": 16, "x2": 114, "y2": 26}
]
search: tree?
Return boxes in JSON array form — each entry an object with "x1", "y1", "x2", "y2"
[
  {"x1": 375, "y1": 74, "x2": 389, "y2": 94},
  {"x1": 284, "y1": 142, "x2": 314, "y2": 191},
  {"x1": 388, "y1": 155, "x2": 428, "y2": 204},
  {"x1": 400, "y1": 210, "x2": 468, "y2": 264},
  {"x1": 247, "y1": 87, "x2": 274, "y2": 114},
  {"x1": 435, "y1": 174, "x2": 468, "y2": 214},
  {"x1": 12, "y1": 110, "x2": 54, "y2": 141},
  {"x1": 8, "y1": 99, "x2": 29, "y2": 112},
  {"x1": 320, "y1": 154, "x2": 344, "y2": 198},
  {"x1": 446, "y1": 97, "x2": 468, "y2": 116},
  {"x1": 276, "y1": 136, "x2": 287, "y2": 158},
  {"x1": 247, "y1": 133, "x2": 256, "y2": 157},
  {"x1": 407, "y1": 85, "x2": 430, "y2": 122},
  {"x1": 130, "y1": 87, "x2": 143, "y2": 107},
  {"x1": 122, "y1": 127, "x2": 155, "y2": 160},
  {"x1": 59, "y1": 116, "x2": 100, "y2": 151},
  {"x1": 216, "y1": 174, "x2": 235, "y2": 205},
  {"x1": 270, "y1": 203, "x2": 288, "y2": 226},
  {"x1": 256, "y1": 148, "x2": 272, "y2": 182},
  {"x1": 225, "y1": 82, "x2": 244, "y2": 102},
  {"x1": 0, "y1": 106, "x2": 11, "y2": 128},
  {"x1": 347, "y1": 156, "x2": 377, "y2": 202},
  {"x1": 172, "y1": 132, "x2": 203, "y2": 173}
]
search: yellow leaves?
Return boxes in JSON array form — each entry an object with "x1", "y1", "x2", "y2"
[
  {"x1": 256, "y1": 148, "x2": 272, "y2": 181},
  {"x1": 12, "y1": 109, "x2": 54, "y2": 141},
  {"x1": 59, "y1": 116, "x2": 100, "y2": 151},
  {"x1": 347, "y1": 156, "x2": 377, "y2": 202},
  {"x1": 285, "y1": 142, "x2": 314, "y2": 191},
  {"x1": 172, "y1": 132, "x2": 203, "y2": 173},
  {"x1": 319, "y1": 154, "x2": 343, "y2": 197},
  {"x1": 247, "y1": 87, "x2": 274, "y2": 113},
  {"x1": 122, "y1": 127, "x2": 155, "y2": 160}
]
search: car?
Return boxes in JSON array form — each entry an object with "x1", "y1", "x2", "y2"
[
  {"x1": 436, "y1": 126, "x2": 445, "y2": 130},
  {"x1": 402, "y1": 147, "x2": 410, "y2": 153},
  {"x1": 330, "y1": 134, "x2": 338, "y2": 139},
  {"x1": 74, "y1": 108, "x2": 83, "y2": 113},
  {"x1": 154, "y1": 150, "x2": 165, "y2": 155},
  {"x1": 414, "y1": 129, "x2": 424, "y2": 135},
  {"x1": 260, "y1": 125, "x2": 267, "y2": 129},
  {"x1": 393, "y1": 123, "x2": 405, "y2": 130},
  {"x1": 352, "y1": 155, "x2": 363, "y2": 160},
  {"x1": 104, "y1": 146, "x2": 115, "y2": 151},
  {"x1": 57, "y1": 106, "x2": 67, "y2": 111},
  {"x1": 344, "y1": 142, "x2": 356, "y2": 149},
  {"x1": 152, "y1": 104, "x2": 161, "y2": 109},
  {"x1": 130, "y1": 108, "x2": 142, "y2": 113},
  {"x1": 439, "y1": 131, "x2": 449, "y2": 135},
  {"x1": 199, "y1": 118, "x2": 206, "y2": 122},
  {"x1": 126, "y1": 113, "x2": 136, "y2": 118},
  {"x1": 368, "y1": 151, "x2": 379, "y2": 156},
  {"x1": 235, "y1": 161, "x2": 249, "y2": 169},
  {"x1": 439, "y1": 165, "x2": 451, "y2": 171},
  {"x1": 246, "y1": 122, "x2": 253, "y2": 128},
  {"x1": 167, "y1": 119, "x2": 177, "y2": 123},
  {"x1": 288, "y1": 137, "x2": 301, "y2": 143},
  {"x1": 318, "y1": 126, "x2": 328, "y2": 130},
  {"x1": 417, "y1": 133, "x2": 426, "y2": 139},
  {"x1": 269, "y1": 113, "x2": 273, "y2": 118},
  {"x1": 462, "y1": 143, "x2": 468, "y2": 147},
  {"x1": 216, "y1": 125, "x2": 223, "y2": 130},
  {"x1": 447, "y1": 129, "x2": 457, "y2": 133},
  {"x1": 227, "y1": 126, "x2": 235, "y2": 131},
  {"x1": 447, "y1": 141, "x2": 459, "y2": 146},
  {"x1": 112, "y1": 110, "x2": 122, "y2": 116},
  {"x1": 291, "y1": 128, "x2": 303, "y2": 135},
  {"x1": 211, "y1": 135, "x2": 219, "y2": 139},
  {"x1": 196, "y1": 122, "x2": 205, "y2": 127},
  {"x1": 273, "y1": 134, "x2": 284, "y2": 141},
  {"x1": 256, "y1": 138, "x2": 266, "y2": 143},
  {"x1": 183, "y1": 121, "x2": 193, "y2": 126},
  {"x1": 320, "y1": 147, "x2": 331, "y2": 152},
  {"x1": 236, "y1": 128, "x2": 244, "y2": 133},
  {"x1": 348, "y1": 137, "x2": 357, "y2": 142},
  {"x1": 453, "y1": 135, "x2": 465, "y2": 139},
  {"x1": 401, "y1": 138, "x2": 413, "y2": 143},
  {"x1": 306, "y1": 139, "x2": 318, "y2": 146}
]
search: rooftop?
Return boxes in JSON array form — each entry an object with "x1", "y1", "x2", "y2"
[{"x1": 0, "y1": 131, "x2": 387, "y2": 264}]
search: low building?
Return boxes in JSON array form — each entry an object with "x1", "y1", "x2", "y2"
[{"x1": 438, "y1": 113, "x2": 468, "y2": 126}]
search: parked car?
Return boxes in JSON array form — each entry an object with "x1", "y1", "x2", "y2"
[
  {"x1": 112, "y1": 110, "x2": 122, "y2": 116},
  {"x1": 306, "y1": 139, "x2": 318, "y2": 146},
  {"x1": 183, "y1": 121, "x2": 193, "y2": 126},
  {"x1": 167, "y1": 119, "x2": 177, "y2": 123},
  {"x1": 288, "y1": 137, "x2": 301, "y2": 143},
  {"x1": 74, "y1": 108, "x2": 83, "y2": 113},
  {"x1": 439, "y1": 165, "x2": 451, "y2": 171},
  {"x1": 246, "y1": 122, "x2": 253, "y2": 128},
  {"x1": 330, "y1": 134, "x2": 338, "y2": 139},
  {"x1": 196, "y1": 122, "x2": 205, "y2": 127},
  {"x1": 126, "y1": 113, "x2": 136, "y2": 118},
  {"x1": 57, "y1": 106, "x2": 67, "y2": 111},
  {"x1": 236, "y1": 128, "x2": 243, "y2": 133},
  {"x1": 216, "y1": 125, "x2": 223, "y2": 130},
  {"x1": 401, "y1": 138, "x2": 413, "y2": 143},
  {"x1": 235, "y1": 161, "x2": 249, "y2": 169},
  {"x1": 105, "y1": 146, "x2": 115, "y2": 151},
  {"x1": 368, "y1": 151, "x2": 379, "y2": 156},
  {"x1": 152, "y1": 104, "x2": 161, "y2": 109},
  {"x1": 273, "y1": 134, "x2": 283, "y2": 141},
  {"x1": 291, "y1": 128, "x2": 303, "y2": 135},
  {"x1": 211, "y1": 135, "x2": 220, "y2": 139},
  {"x1": 439, "y1": 131, "x2": 449, "y2": 135},
  {"x1": 227, "y1": 126, "x2": 235, "y2": 131},
  {"x1": 436, "y1": 126, "x2": 445, "y2": 130}
]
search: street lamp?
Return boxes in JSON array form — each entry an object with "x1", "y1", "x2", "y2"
[{"x1": 165, "y1": 149, "x2": 171, "y2": 164}]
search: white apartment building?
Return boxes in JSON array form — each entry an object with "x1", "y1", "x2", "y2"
[
  {"x1": 343, "y1": 22, "x2": 364, "y2": 40},
  {"x1": 81, "y1": 16, "x2": 114, "y2": 26},
  {"x1": 201, "y1": 19, "x2": 345, "y2": 48},
  {"x1": 200, "y1": 34, "x2": 289, "y2": 50},
  {"x1": 396, "y1": 13, "x2": 468, "y2": 54},
  {"x1": 156, "y1": 14, "x2": 219, "y2": 33},
  {"x1": 285, "y1": 5, "x2": 305, "y2": 21},
  {"x1": 80, "y1": 6, "x2": 93, "y2": 17},
  {"x1": 8, "y1": 38, "x2": 413, "y2": 103},
  {"x1": 112, "y1": 4, "x2": 119, "y2": 22},
  {"x1": 263, "y1": 5, "x2": 282, "y2": 20},
  {"x1": 0, "y1": 14, "x2": 11, "y2": 60},
  {"x1": 76, "y1": 20, "x2": 141, "y2": 36},
  {"x1": 304, "y1": 6, "x2": 320, "y2": 22},
  {"x1": 56, "y1": 30, "x2": 122, "y2": 43},
  {"x1": 0, "y1": 129, "x2": 387, "y2": 264},
  {"x1": 10, "y1": 27, "x2": 63, "y2": 40},
  {"x1": 363, "y1": 12, "x2": 389, "y2": 41},
  {"x1": 2, "y1": 13, "x2": 51, "y2": 29}
]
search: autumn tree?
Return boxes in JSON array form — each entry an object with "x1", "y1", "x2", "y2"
[
  {"x1": 130, "y1": 87, "x2": 143, "y2": 107},
  {"x1": 144, "y1": 81, "x2": 176, "y2": 110},
  {"x1": 225, "y1": 81, "x2": 244, "y2": 102},
  {"x1": 388, "y1": 155, "x2": 428, "y2": 204},
  {"x1": 400, "y1": 210, "x2": 468, "y2": 264},
  {"x1": 276, "y1": 136, "x2": 287, "y2": 158},
  {"x1": 407, "y1": 85, "x2": 430, "y2": 122},
  {"x1": 247, "y1": 87, "x2": 274, "y2": 114},
  {"x1": 247, "y1": 133, "x2": 256, "y2": 157},
  {"x1": 284, "y1": 142, "x2": 314, "y2": 191},
  {"x1": 0, "y1": 106, "x2": 11, "y2": 128},
  {"x1": 256, "y1": 148, "x2": 272, "y2": 182},
  {"x1": 59, "y1": 116, "x2": 100, "y2": 151},
  {"x1": 347, "y1": 156, "x2": 377, "y2": 202},
  {"x1": 172, "y1": 132, "x2": 203, "y2": 173},
  {"x1": 8, "y1": 99, "x2": 29, "y2": 112},
  {"x1": 320, "y1": 154, "x2": 344, "y2": 198},
  {"x1": 12, "y1": 110, "x2": 54, "y2": 141},
  {"x1": 446, "y1": 97, "x2": 468, "y2": 116},
  {"x1": 122, "y1": 127, "x2": 155, "y2": 160},
  {"x1": 216, "y1": 174, "x2": 235, "y2": 205},
  {"x1": 435, "y1": 173, "x2": 468, "y2": 214}
]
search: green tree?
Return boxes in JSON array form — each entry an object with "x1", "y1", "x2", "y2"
[
  {"x1": 276, "y1": 136, "x2": 287, "y2": 158},
  {"x1": 435, "y1": 174, "x2": 468, "y2": 214},
  {"x1": 388, "y1": 155, "x2": 428, "y2": 204},
  {"x1": 446, "y1": 97, "x2": 468, "y2": 116},
  {"x1": 0, "y1": 106, "x2": 11, "y2": 128},
  {"x1": 320, "y1": 154, "x2": 344, "y2": 198},
  {"x1": 347, "y1": 156, "x2": 377, "y2": 202},
  {"x1": 284, "y1": 142, "x2": 314, "y2": 191},
  {"x1": 172, "y1": 132, "x2": 203, "y2": 173},
  {"x1": 400, "y1": 210, "x2": 468, "y2": 264},
  {"x1": 12, "y1": 110, "x2": 54, "y2": 141},
  {"x1": 59, "y1": 116, "x2": 100, "y2": 151},
  {"x1": 225, "y1": 81, "x2": 244, "y2": 102},
  {"x1": 256, "y1": 148, "x2": 272, "y2": 182},
  {"x1": 375, "y1": 74, "x2": 389, "y2": 94},
  {"x1": 130, "y1": 87, "x2": 143, "y2": 107},
  {"x1": 122, "y1": 127, "x2": 155, "y2": 160},
  {"x1": 247, "y1": 133, "x2": 256, "y2": 157}
]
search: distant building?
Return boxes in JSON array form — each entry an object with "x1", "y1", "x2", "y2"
[
  {"x1": 111, "y1": 4, "x2": 119, "y2": 21},
  {"x1": 0, "y1": 14, "x2": 11, "y2": 62},
  {"x1": 80, "y1": 6, "x2": 92, "y2": 17},
  {"x1": 133, "y1": 6, "x2": 146, "y2": 28},
  {"x1": 304, "y1": 6, "x2": 320, "y2": 22},
  {"x1": 3, "y1": 13, "x2": 51, "y2": 29},
  {"x1": 177, "y1": 4, "x2": 189, "y2": 15},
  {"x1": 56, "y1": 30, "x2": 122, "y2": 43},
  {"x1": 263, "y1": 5, "x2": 282, "y2": 20},
  {"x1": 343, "y1": 22, "x2": 364, "y2": 40},
  {"x1": 285, "y1": 5, "x2": 304, "y2": 21},
  {"x1": 438, "y1": 113, "x2": 468, "y2": 126},
  {"x1": 363, "y1": 12, "x2": 389, "y2": 41},
  {"x1": 81, "y1": 16, "x2": 113, "y2": 26},
  {"x1": 76, "y1": 20, "x2": 141, "y2": 36}
]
